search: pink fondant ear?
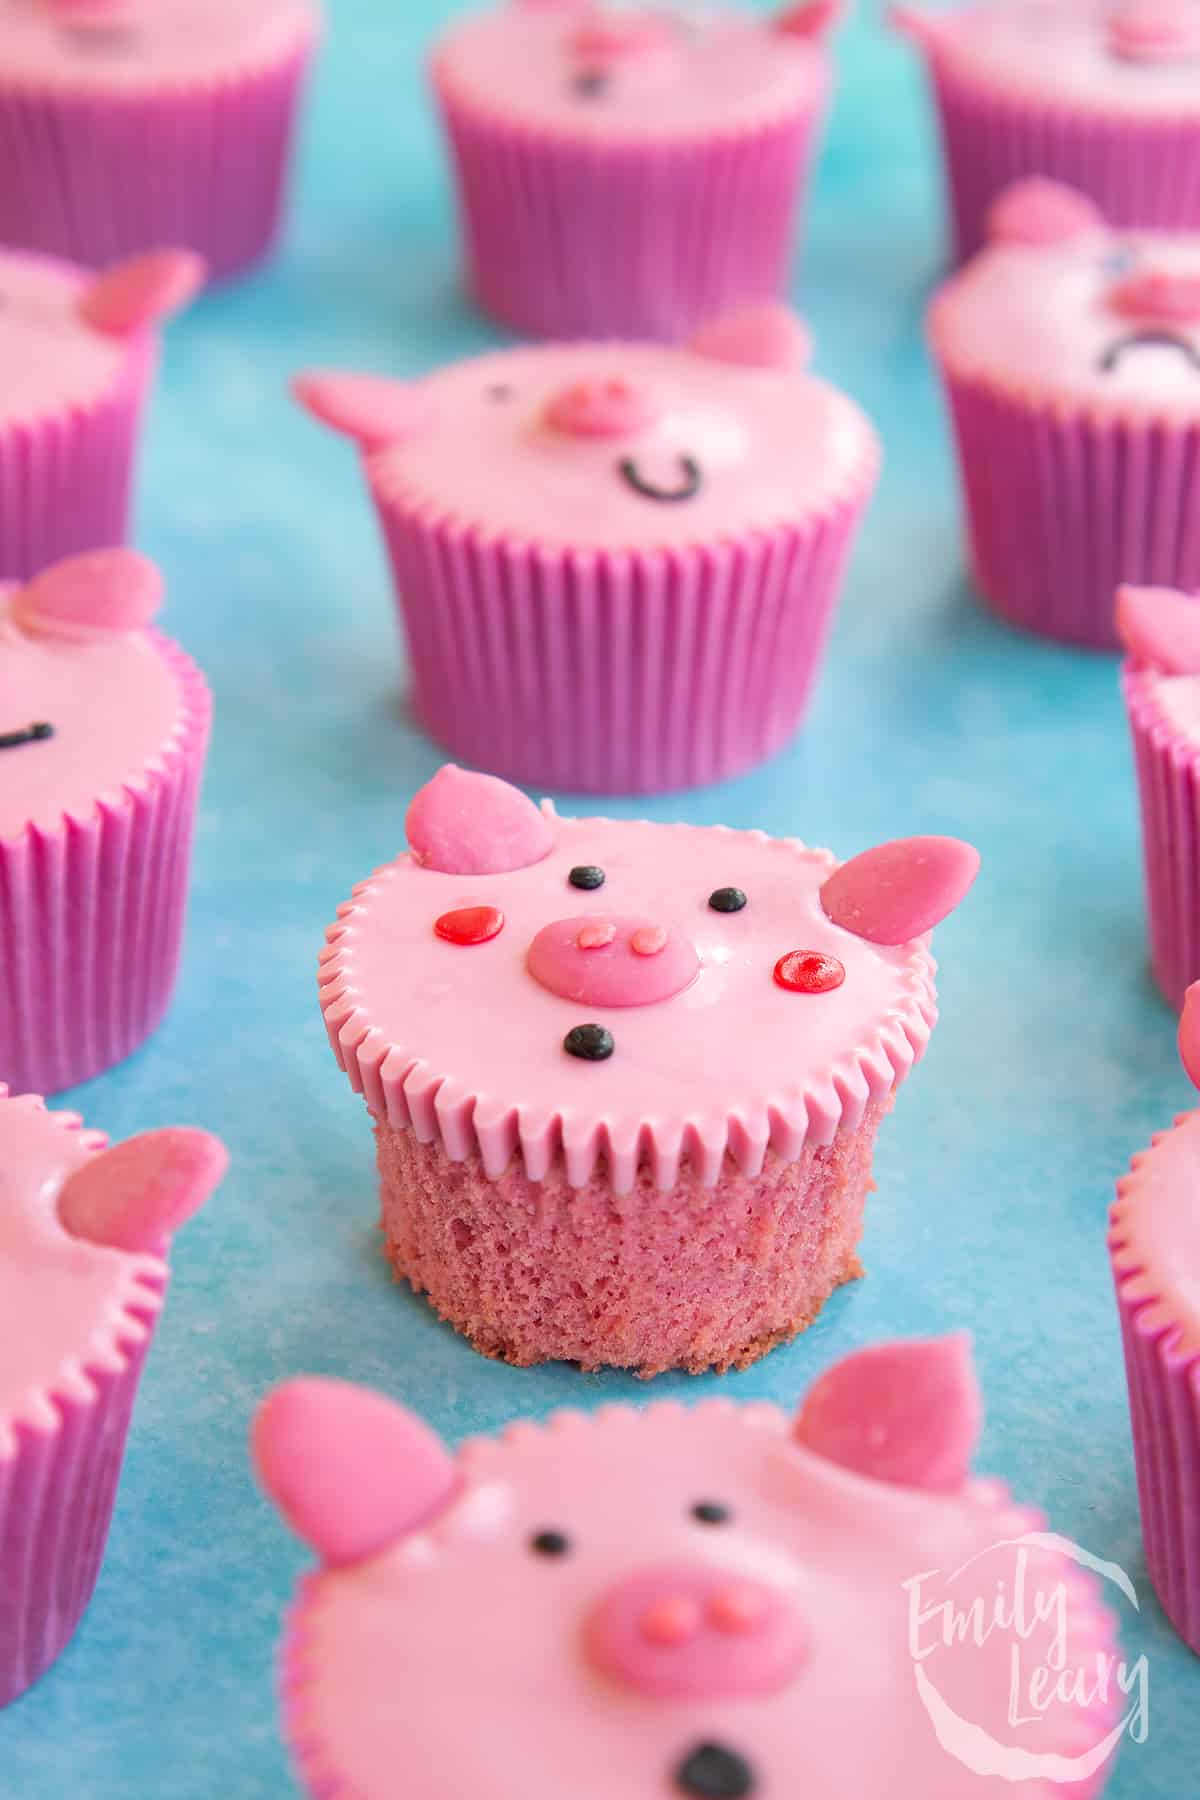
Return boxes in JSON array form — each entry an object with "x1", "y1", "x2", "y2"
[
  {"x1": 57, "y1": 1128, "x2": 227, "y2": 1252},
  {"x1": 985, "y1": 179, "x2": 1105, "y2": 248},
  {"x1": 887, "y1": 4, "x2": 946, "y2": 47},
  {"x1": 253, "y1": 1378, "x2": 461, "y2": 1567},
  {"x1": 1180, "y1": 983, "x2": 1200, "y2": 1090},
  {"x1": 776, "y1": 0, "x2": 843, "y2": 40},
  {"x1": 78, "y1": 249, "x2": 205, "y2": 336},
  {"x1": 1116, "y1": 584, "x2": 1200, "y2": 673},
  {"x1": 292, "y1": 371, "x2": 433, "y2": 450},
  {"x1": 794, "y1": 1334, "x2": 981, "y2": 1493},
  {"x1": 690, "y1": 304, "x2": 811, "y2": 371},
  {"x1": 406, "y1": 764, "x2": 554, "y2": 875},
  {"x1": 13, "y1": 548, "x2": 163, "y2": 639},
  {"x1": 820, "y1": 836, "x2": 979, "y2": 945}
]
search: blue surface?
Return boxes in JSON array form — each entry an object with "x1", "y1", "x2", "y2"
[{"x1": 2, "y1": 2, "x2": 1195, "y2": 1793}]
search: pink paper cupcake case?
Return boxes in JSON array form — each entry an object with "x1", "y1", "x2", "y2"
[
  {"x1": 434, "y1": 77, "x2": 820, "y2": 342},
  {"x1": 0, "y1": 636, "x2": 211, "y2": 1096},
  {"x1": 942, "y1": 373, "x2": 1200, "y2": 650},
  {"x1": 0, "y1": 45, "x2": 315, "y2": 279},
  {"x1": 1123, "y1": 664, "x2": 1200, "y2": 1012}
]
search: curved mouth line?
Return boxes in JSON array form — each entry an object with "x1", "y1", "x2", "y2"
[
  {"x1": 0, "y1": 720, "x2": 53, "y2": 751},
  {"x1": 617, "y1": 454, "x2": 703, "y2": 503},
  {"x1": 1099, "y1": 329, "x2": 1200, "y2": 373}
]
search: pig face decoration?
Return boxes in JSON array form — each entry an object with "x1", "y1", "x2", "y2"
[{"x1": 255, "y1": 1338, "x2": 1121, "y2": 1800}]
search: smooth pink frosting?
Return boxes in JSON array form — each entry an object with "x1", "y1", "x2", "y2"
[
  {"x1": 432, "y1": 4, "x2": 827, "y2": 145},
  {"x1": 1112, "y1": 1106, "x2": 1200, "y2": 1355},
  {"x1": 0, "y1": 0, "x2": 317, "y2": 92},
  {"x1": 0, "y1": 249, "x2": 140, "y2": 427}
]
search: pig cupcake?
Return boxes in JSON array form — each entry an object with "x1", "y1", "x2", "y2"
[
  {"x1": 1, "y1": 549, "x2": 212, "y2": 1096},
  {"x1": 1, "y1": 1089, "x2": 225, "y2": 1706},
  {"x1": 431, "y1": 0, "x2": 841, "y2": 342},
  {"x1": 0, "y1": 245, "x2": 202, "y2": 583},
  {"x1": 294, "y1": 307, "x2": 879, "y2": 794},
  {"x1": 256, "y1": 1337, "x2": 1122, "y2": 1798},
  {"x1": 318, "y1": 763, "x2": 979, "y2": 1375},
  {"x1": 0, "y1": 0, "x2": 320, "y2": 278},
  {"x1": 929, "y1": 178, "x2": 1200, "y2": 649},
  {"x1": 893, "y1": 0, "x2": 1200, "y2": 265}
]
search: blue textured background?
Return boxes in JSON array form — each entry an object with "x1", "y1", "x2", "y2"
[{"x1": 2, "y1": 2, "x2": 1193, "y2": 1792}]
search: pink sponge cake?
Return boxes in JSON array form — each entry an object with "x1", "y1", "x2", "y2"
[
  {"x1": 432, "y1": 0, "x2": 842, "y2": 341},
  {"x1": 295, "y1": 308, "x2": 879, "y2": 795},
  {"x1": 893, "y1": 0, "x2": 1200, "y2": 263},
  {"x1": 0, "y1": 245, "x2": 202, "y2": 583},
  {"x1": 0, "y1": 549, "x2": 212, "y2": 1096},
  {"x1": 319, "y1": 764, "x2": 978, "y2": 1374},
  {"x1": 1, "y1": 1090, "x2": 225, "y2": 1706},
  {"x1": 930, "y1": 178, "x2": 1200, "y2": 648},
  {"x1": 255, "y1": 1337, "x2": 1121, "y2": 1797}
]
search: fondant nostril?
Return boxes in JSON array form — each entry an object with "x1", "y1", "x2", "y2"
[
  {"x1": 544, "y1": 377, "x2": 660, "y2": 439},
  {"x1": 675, "y1": 1744, "x2": 756, "y2": 1799},
  {"x1": 640, "y1": 1595, "x2": 703, "y2": 1647},
  {"x1": 708, "y1": 1583, "x2": 770, "y2": 1636}
]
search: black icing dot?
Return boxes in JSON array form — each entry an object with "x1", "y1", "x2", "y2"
[
  {"x1": 573, "y1": 67, "x2": 611, "y2": 98},
  {"x1": 564, "y1": 1023, "x2": 614, "y2": 1061},
  {"x1": 708, "y1": 887, "x2": 747, "y2": 914},
  {"x1": 569, "y1": 864, "x2": 606, "y2": 891},
  {"x1": 530, "y1": 1529, "x2": 571, "y2": 1557},
  {"x1": 675, "y1": 1745, "x2": 756, "y2": 1799},
  {"x1": 487, "y1": 383, "x2": 514, "y2": 402},
  {"x1": 690, "y1": 1501, "x2": 731, "y2": 1525},
  {"x1": 0, "y1": 720, "x2": 54, "y2": 751}
]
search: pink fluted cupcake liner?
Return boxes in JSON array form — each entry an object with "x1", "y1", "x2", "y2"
[
  {"x1": 1123, "y1": 663, "x2": 1200, "y2": 1012},
  {"x1": 941, "y1": 373, "x2": 1200, "y2": 649},
  {"x1": 0, "y1": 636, "x2": 211, "y2": 1095},
  {"x1": 0, "y1": 42, "x2": 316, "y2": 279},
  {"x1": 434, "y1": 78, "x2": 820, "y2": 342},
  {"x1": 373, "y1": 492, "x2": 869, "y2": 794}
]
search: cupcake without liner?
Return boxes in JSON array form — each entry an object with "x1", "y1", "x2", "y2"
[
  {"x1": 294, "y1": 305, "x2": 879, "y2": 796},
  {"x1": 0, "y1": 1091, "x2": 225, "y2": 1707},
  {"x1": 0, "y1": 0, "x2": 320, "y2": 279},
  {"x1": 0, "y1": 549, "x2": 212, "y2": 1096},
  {"x1": 929, "y1": 177, "x2": 1200, "y2": 650},
  {"x1": 318, "y1": 763, "x2": 979, "y2": 1376}
]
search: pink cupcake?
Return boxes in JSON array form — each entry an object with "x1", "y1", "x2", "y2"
[
  {"x1": 0, "y1": 245, "x2": 202, "y2": 583},
  {"x1": 255, "y1": 1338, "x2": 1121, "y2": 1798},
  {"x1": 0, "y1": 549, "x2": 212, "y2": 1096},
  {"x1": 1110, "y1": 981, "x2": 1200, "y2": 1656},
  {"x1": 0, "y1": 0, "x2": 320, "y2": 279},
  {"x1": 1, "y1": 1091, "x2": 225, "y2": 1706},
  {"x1": 893, "y1": 0, "x2": 1200, "y2": 265},
  {"x1": 294, "y1": 306, "x2": 879, "y2": 795},
  {"x1": 929, "y1": 177, "x2": 1200, "y2": 649},
  {"x1": 431, "y1": 0, "x2": 841, "y2": 342},
  {"x1": 318, "y1": 763, "x2": 979, "y2": 1375}
]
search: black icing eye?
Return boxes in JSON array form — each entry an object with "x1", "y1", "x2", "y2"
[
  {"x1": 690, "y1": 1501, "x2": 731, "y2": 1525},
  {"x1": 487, "y1": 383, "x2": 514, "y2": 402},
  {"x1": 0, "y1": 720, "x2": 54, "y2": 751},
  {"x1": 530, "y1": 1529, "x2": 571, "y2": 1557},
  {"x1": 708, "y1": 887, "x2": 747, "y2": 913},
  {"x1": 1101, "y1": 243, "x2": 1139, "y2": 278},
  {"x1": 569, "y1": 864, "x2": 606, "y2": 890},
  {"x1": 564, "y1": 1023, "x2": 614, "y2": 1061},
  {"x1": 573, "y1": 67, "x2": 611, "y2": 98}
]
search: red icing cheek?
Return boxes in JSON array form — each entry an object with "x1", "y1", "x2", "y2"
[
  {"x1": 528, "y1": 916, "x2": 699, "y2": 1007},
  {"x1": 434, "y1": 906, "x2": 505, "y2": 945},
  {"x1": 773, "y1": 950, "x2": 845, "y2": 994}
]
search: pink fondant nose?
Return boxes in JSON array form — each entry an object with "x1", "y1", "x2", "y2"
[
  {"x1": 1108, "y1": 0, "x2": 1198, "y2": 61},
  {"x1": 588, "y1": 1564, "x2": 807, "y2": 1701},
  {"x1": 528, "y1": 916, "x2": 699, "y2": 1007},
  {"x1": 571, "y1": 9, "x2": 674, "y2": 60},
  {"x1": 1109, "y1": 268, "x2": 1200, "y2": 325},
  {"x1": 543, "y1": 377, "x2": 661, "y2": 440}
]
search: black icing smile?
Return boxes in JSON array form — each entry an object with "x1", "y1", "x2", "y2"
[
  {"x1": 0, "y1": 720, "x2": 53, "y2": 751},
  {"x1": 674, "y1": 1742, "x2": 756, "y2": 1798},
  {"x1": 1099, "y1": 329, "x2": 1200, "y2": 373},
  {"x1": 617, "y1": 454, "x2": 703, "y2": 503}
]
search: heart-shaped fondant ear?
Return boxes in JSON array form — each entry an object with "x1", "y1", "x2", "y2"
[
  {"x1": 57, "y1": 1128, "x2": 227, "y2": 1253},
  {"x1": 1116, "y1": 584, "x2": 1200, "y2": 673},
  {"x1": 794, "y1": 1335, "x2": 981, "y2": 1493},
  {"x1": 253, "y1": 1378, "x2": 461, "y2": 1567},
  {"x1": 13, "y1": 548, "x2": 163, "y2": 639},
  {"x1": 820, "y1": 836, "x2": 979, "y2": 945},
  {"x1": 78, "y1": 249, "x2": 206, "y2": 336},
  {"x1": 690, "y1": 304, "x2": 811, "y2": 371},
  {"x1": 406, "y1": 764, "x2": 555, "y2": 874},
  {"x1": 1181, "y1": 983, "x2": 1200, "y2": 1087},
  {"x1": 985, "y1": 178, "x2": 1105, "y2": 248},
  {"x1": 292, "y1": 371, "x2": 434, "y2": 450},
  {"x1": 776, "y1": 0, "x2": 843, "y2": 40}
]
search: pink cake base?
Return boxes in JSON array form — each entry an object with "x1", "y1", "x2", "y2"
[
  {"x1": 374, "y1": 490, "x2": 868, "y2": 795},
  {"x1": 435, "y1": 79, "x2": 820, "y2": 342},
  {"x1": 942, "y1": 373, "x2": 1200, "y2": 650},
  {"x1": 925, "y1": 56, "x2": 1200, "y2": 264},
  {"x1": 1123, "y1": 663, "x2": 1200, "y2": 1013},
  {"x1": 374, "y1": 1098, "x2": 889, "y2": 1376},
  {"x1": 0, "y1": 46, "x2": 314, "y2": 279},
  {"x1": 0, "y1": 636, "x2": 211, "y2": 1096}
]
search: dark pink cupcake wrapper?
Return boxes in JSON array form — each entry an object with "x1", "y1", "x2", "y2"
[
  {"x1": 434, "y1": 71, "x2": 822, "y2": 342},
  {"x1": 0, "y1": 634, "x2": 211, "y2": 1096},
  {"x1": 941, "y1": 371, "x2": 1200, "y2": 650},
  {"x1": 1122, "y1": 663, "x2": 1200, "y2": 1013},
  {"x1": 0, "y1": 38, "x2": 317, "y2": 278}
]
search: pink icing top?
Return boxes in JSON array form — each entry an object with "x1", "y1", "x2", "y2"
[
  {"x1": 1112, "y1": 1105, "x2": 1200, "y2": 1355},
  {"x1": 0, "y1": 248, "x2": 153, "y2": 427},
  {"x1": 432, "y1": 3, "x2": 827, "y2": 144},
  {"x1": 0, "y1": 0, "x2": 317, "y2": 92}
]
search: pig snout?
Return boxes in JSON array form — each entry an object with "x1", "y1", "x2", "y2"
[
  {"x1": 543, "y1": 376, "x2": 661, "y2": 439},
  {"x1": 586, "y1": 1564, "x2": 808, "y2": 1701},
  {"x1": 527, "y1": 916, "x2": 699, "y2": 1007},
  {"x1": 1109, "y1": 268, "x2": 1200, "y2": 325}
]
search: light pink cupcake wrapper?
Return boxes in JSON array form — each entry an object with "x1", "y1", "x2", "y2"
[
  {"x1": 434, "y1": 72, "x2": 821, "y2": 342},
  {"x1": 923, "y1": 54, "x2": 1200, "y2": 263},
  {"x1": 1122, "y1": 663, "x2": 1200, "y2": 1013},
  {"x1": 941, "y1": 371, "x2": 1200, "y2": 649},
  {"x1": 0, "y1": 41, "x2": 316, "y2": 278},
  {"x1": 0, "y1": 636, "x2": 211, "y2": 1096}
]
